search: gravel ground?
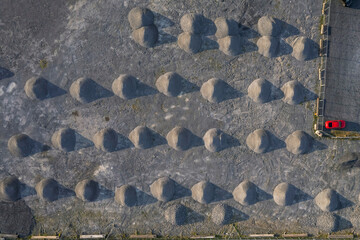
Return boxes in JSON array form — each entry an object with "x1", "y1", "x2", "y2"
[{"x1": 1, "y1": 0, "x2": 360, "y2": 237}]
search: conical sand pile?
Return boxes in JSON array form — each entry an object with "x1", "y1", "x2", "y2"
[
  {"x1": 285, "y1": 130, "x2": 311, "y2": 155},
  {"x1": 8, "y1": 134, "x2": 35, "y2": 157},
  {"x1": 156, "y1": 72, "x2": 182, "y2": 97},
  {"x1": 317, "y1": 213, "x2": 338, "y2": 232},
  {"x1": 166, "y1": 127, "x2": 192, "y2": 151},
  {"x1": 257, "y1": 16, "x2": 281, "y2": 37},
  {"x1": 315, "y1": 188, "x2": 339, "y2": 212},
  {"x1": 129, "y1": 126, "x2": 153, "y2": 149},
  {"x1": 281, "y1": 80, "x2": 305, "y2": 105},
  {"x1": 191, "y1": 181, "x2": 214, "y2": 204},
  {"x1": 257, "y1": 36, "x2": 279, "y2": 58},
  {"x1": 246, "y1": 129, "x2": 270, "y2": 153},
  {"x1": 218, "y1": 36, "x2": 242, "y2": 56},
  {"x1": 112, "y1": 74, "x2": 137, "y2": 100},
  {"x1": 150, "y1": 177, "x2": 175, "y2": 202},
  {"x1": 215, "y1": 17, "x2": 238, "y2": 39},
  {"x1": 35, "y1": 178, "x2": 59, "y2": 202},
  {"x1": 212, "y1": 203, "x2": 232, "y2": 225},
  {"x1": 93, "y1": 128, "x2": 118, "y2": 152},
  {"x1": 24, "y1": 77, "x2": 48, "y2": 100},
  {"x1": 177, "y1": 32, "x2": 202, "y2": 54},
  {"x1": 75, "y1": 179, "x2": 100, "y2": 202},
  {"x1": 200, "y1": 78, "x2": 225, "y2": 103},
  {"x1": 203, "y1": 128, "x2": 224, "y2": 152},
  {"x1": 0, "y1": 176, "x2": 21, "y2": 202},
  {"x1": 292, "y1": 36, "x2": 317, "y2": 61},
  {"x1": 115, "y1": 184, "x2": 137, "y2": 207},
  {"x1": 233, "y1": 180, "x2": 258, "y2": 205},
  {"x1": 70, "y1": 78, "x2": 98, "y2": 103},
  {"x1": 51, "y1": 128, "x2": 76, "y2": 152},
  {"x1": 128, "y1": 7, "x2": 158, "y2": 48},
  {"x1": 165, "y1": 203, "x2": 187, "y2": 225},
  {"x1": 180, "y1": 13, "x2": 203, "y2": 34},
  {"x1": 273, "y1": 182, "x2": 295, "y2": 206},
  {"x1": 247, "y1": 78, "x2": 271, "y2": 103}
]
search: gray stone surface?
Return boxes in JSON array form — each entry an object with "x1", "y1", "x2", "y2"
[
  {"x1": 2, "y1": 0, "x2": 360, "y2": 237},
  {"x1": 316, "y1": 213, "x2": 338, "y2": 232}
]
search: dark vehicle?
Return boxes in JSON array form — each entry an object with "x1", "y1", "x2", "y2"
[{"x1": 340, "y1": 0, "x2": 352, "y2": 7}]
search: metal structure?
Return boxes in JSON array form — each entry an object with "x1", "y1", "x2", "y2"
[{"x1": 316, "y1": 0, "x2": 331, "y2": 132}]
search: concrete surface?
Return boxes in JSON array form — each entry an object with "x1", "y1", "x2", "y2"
[
  {"x1": 1, "y1": 0, "x2": 360, "y2": 238},
  {"x1": 325, "y1": 0, "x2": 360, "y2": 131}
]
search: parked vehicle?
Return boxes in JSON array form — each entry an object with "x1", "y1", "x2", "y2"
[
  {"x1": 325, "y1": 120, "x2": 346, "y2": 129},
  {"x1": 340, "y1": 0, "x2": 353, "y2": 7}
]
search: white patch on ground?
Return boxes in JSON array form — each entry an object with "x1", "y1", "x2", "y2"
[
  {"x1": 182, "y1": 106, "x2": 189, "y2": 110},
  {"x1": 180, "y1": 116, "x2": 186, "y2": 121},
  {"x1": 6, "y1": 82, "x2": 16, "y2": 93},
  {"x1": 165, "y1": 114, "x2": 173, "y2": 120},
  {"x1": 170, "y1": 105, "x2": 176, "y2": 109},
  {"x1": 94, "y1": 164, "x2": 114, "y2": 179}
]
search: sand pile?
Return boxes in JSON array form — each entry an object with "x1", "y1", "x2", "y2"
[
  {"x1": 247, "y1": 78, "x2": 271, "y2": 103},
  {"x1": 215, "y1": 17, "x2": 238, "y2": 39},
  {"x1": 156, "y1": 72, "x2": 182, "y2": 97},
  {"x1": 246, "y1": 129, "x2": 269, "y2": 153},
  {"x1": 51, "y1": 128, "x2": 76, "y2": 152},
  {"x1": 178, "y1": 13, "x2": 203, "y2": 53},
  {"x1": 218, "y1": 36, "x2": 242, "y2": 56},
  {"x1": 129, "y1": 126, "x2": 153, "y2": 149},
  {"x1": 257, "y1": 36, "x2": 279, "y2": 58},
  {"x1": 0, "y1": 176, "x2": 21, "y2": 202},
  {"x1": 317, "y1": 213, "x2": 338, "y2": 232},
  {"x1": 35, "y1": 178, "x2": 59, "y2": 202},
  {"x1": 191, "y1": 181, "x2": 214, "y2": 204},
  {"x1": 257, "y1": 16, "x2": 281, "y2": 37},
  {"x1": 203, "y1": 128, "x2": 224, "y2": 152},
  {"x1": 166, "y1": 127, "x2": 192, "y2": 151},
  {"x1": 128, "y1": 7, "x2": 154, "y2": 30},
  {"x1": 8, "y1": 134, "x2": 35, "y2": 157},
  {"x1": 93, "y1": 128, "x2": 118, "y2": 152},
  {"x1": 233, "y1": 180, "x2": 258, "y2": 205},
  {"x1": 128, "y1": 7, "x2": 157, "y2": 48},
  {"x1": 132, "y1": 26, "x2": 158, "y2": 48},
  {"x1": 112, "y1": 74, "x2": 137, "y2": 100},
  {"x1": 281, "y1": 80, "x2": 305, "y2": 105},
  {"x1": 150, "y1": 177, "x2": 175, "y2": 202},
  {"x1": 180, "y1": 13, "x2": 203, "y2": 34},
  {"x1": 292, "y1": 36, "x2": 317, "y2": 61},
  {"x1": 212, "y1": 203, "x2": 232, "y2": 225},
  {"x1": 165, "y1": 203, "x2": 187, "y2": 225},
  {"x1": 177, "y1": 32, "x2": 202, "y2": 54},
  {"x1": 273, "y1": 182, "x2": 295, "y2": 206},
  {"x1": 70, "y1": 78, "x2": 99, "y2": 103},
  {"x1": 315, "y1": 188, "x2": 339, "y2": 212},
  {"x1": 115, "y1": 184, "x2": 137, "y2": 207},
  {"x1": 200, "y1": 78, "x2": 225, "y2": 103},
  {"x1": 24, "y1": 77, "x2": 48, "y2": 100},
  {"x1": 285, "y1": 130, "x2": 311, "y2": 155},
  {"x1": 75, "y1": 179, "x2": 99, "y2": 202}
]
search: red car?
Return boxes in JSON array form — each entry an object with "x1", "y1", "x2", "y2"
[{"x1": 325, "y1": 120, "x2": 346, "y2": 129}]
